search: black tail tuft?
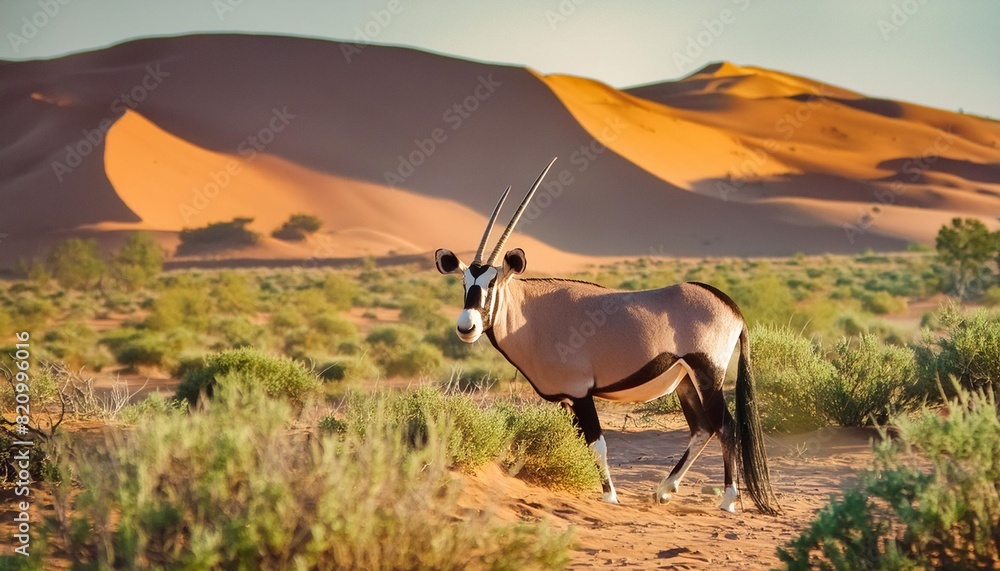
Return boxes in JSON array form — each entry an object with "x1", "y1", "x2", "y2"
[{"x1": 734, "y1": 325, "x2": 782, "y2": 516}]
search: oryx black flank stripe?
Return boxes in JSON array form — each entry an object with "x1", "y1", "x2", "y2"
[
  {"x1": 597, "y1": 352, "x2": 680, "y2": 395},
  {"x1": 688, "y1": 282, "x2": 744, "y2": 319}
]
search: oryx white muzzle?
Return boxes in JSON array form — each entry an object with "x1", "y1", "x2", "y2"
[{"x1": 456, "y1": 309, "x2": 483, "y2": 343}]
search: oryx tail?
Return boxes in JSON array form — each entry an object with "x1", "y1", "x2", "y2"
[{"x1": 734, "y1": 326, "x2": 780, "y2": 516}]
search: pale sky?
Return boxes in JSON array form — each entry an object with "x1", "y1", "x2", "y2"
[{"x1": 2, "y1": 0, "x2": 998, "y2": 117}]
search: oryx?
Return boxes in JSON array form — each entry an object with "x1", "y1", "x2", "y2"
[{"x1": 435, "y1": 158, "x2": 780, "y2": 515}]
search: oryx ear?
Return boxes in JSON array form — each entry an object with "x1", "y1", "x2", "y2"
[
  {"x1": 435, "y1": 249, "x2": 466, "y2": 275},
  {"x1": 502, "y1": 248, "x2": 527, "y2": 275}
]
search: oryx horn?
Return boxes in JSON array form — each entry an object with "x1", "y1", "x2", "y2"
[
  {"x1": 486, "y1": 157, "x2": 558, "y2": 266},
  {"x1": 472, "y1": 185, "x2": 511, "y2": 265}
]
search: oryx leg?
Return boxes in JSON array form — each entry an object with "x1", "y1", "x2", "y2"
[
  {"x1": 703, "y1": 386, "x2": 740, "y2": 512},
  {"x1": 657, "y1": 357, "x2": 727, "y2": 504},
  {"x1": 656, "y1": 377, "x2": 714, "y2": 502},
  {"x1": 569, "y1": 394, "x2": 618, "y2": 504}
]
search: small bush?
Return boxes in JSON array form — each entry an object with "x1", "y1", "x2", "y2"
[
  {"x1": 916, "y1": 307, "x2": 1000, "y2": 398},
  {"x1": 107, "y1": 330, "x2": 193, "y2": 371},
  {"x1": 321, "y1": 272, "x2": 358, "y2": 310},
  {"x1": 271, "y1": 213, "x2": 322, "y2": 241},
  {"x1": 366, "y1": 325, "x2": 444, "y2": 378},
  {"x1": 144, "y1": 286, "x2": 211, "y2": 331},
  {"x1": 348, "y1": 388, "x2": 513, "y2": 472},
  {"x1": 174, "y1": 347, "x2": 321, "y2": 406},
  {"x1": 111, "y1": 232, "x2": 163, "y2": 291},
  {"x1": 316, "y1": 355, "x2": 380, "y2": 383},
  {"x1": 48, "y1": 237, "x2": 106, "y2": 289},
  {"x1": 819, "y1": 334, "x2": 919, "y2": 426},
  {"x1": 982, "y1": 285, "x2": 1000, "y2": 307},
  {"x1": 211, "y1": 271, "x2": 257, "y2": 314},
  {"x1": 637, "y1": 393, "x2": 682, "y2": 415},
  {"x1": 749, "y1": 324, "x2": 835, "y2": 433},
  {"x1": 778, "y1": 388, "x2": 1000, "y2": 569},
  {"x1": 449, "y1": 365, "x2": 503, "y2": 391},
  {"x1": 503, "y1": 403, "x2": 603, "y2": 492},
  {"x1": 861, "y1": 290, "x2": 908, "y2": 315},
  {"x1": 178, "y1": 217, "x2": 258, "y2": 251}
]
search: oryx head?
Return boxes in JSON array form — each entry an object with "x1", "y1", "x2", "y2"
[{"x1": 435, "y1": 158, "x2": 557, "y2": 343}]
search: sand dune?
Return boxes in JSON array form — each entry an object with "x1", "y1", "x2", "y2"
[
  {"x1": 101, "y1": 109, "x2": 593, "y2": 271},
  {"x1": 1, "y1": 34, "x2": 999, "y2": 269},
  {"x1": 540, "y1": 63, "x2": 1000, "y2": 248}
]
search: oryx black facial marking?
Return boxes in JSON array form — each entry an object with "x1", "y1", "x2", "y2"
[
  {"x1": 464, "y1": 285, "x2": 482, "y2": 310},
  {"x1": 434, "y1": 158, "x2": 780, "y2": 514}
]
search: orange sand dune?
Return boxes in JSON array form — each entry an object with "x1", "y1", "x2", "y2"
[
  {"x1": 101, "y1": 110, "x2": 595, "y2": 272},
  {"x1": 538, "y1": 62, "x2": 1000, "y2": 246}
]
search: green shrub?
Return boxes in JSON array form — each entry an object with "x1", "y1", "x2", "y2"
[
  {"x1": 386, "y1": 343, "x2": 444, "y2": 378},
  {"x1": 321, "y1": 272, "x2": 359, "y2": 310},
  {"x1": 316, "y1": 355, "x2": 379, "y2": 383},
  {"x1": 107, "y1": 330, "x2": 193, "y2": 371},
  {"x1": 211, "y1": 271, "x2": 257, "y2": 314},
  {"x1": 145, "y1": 286, "x2": 211, "y2": 331},
  {"x1": 504, "y1": 402, "x2": 603, "y2": 492},
  {"x1": 637, "y1": 393, "x2": 682, "y2": 415},
  {"x1": 271, "y1": 213, "x2": 322, "y2": 241},
  {"x1": 778, "y1": 388, "x2": 1000, "y2": 569},
  {"x1": 349, "y1": 388, "x2": 512, "y2": 472},
  {"x1": 178, "y1": 217, "x2": 258, "y2": 251},
  {"x1": 45, "y1": 383, "x2": 571, "y2": 569},
  {"x1": 749, "y1": 324, "x2": 835, "y2": 433},
  {"x1": 916, "y1": 307, "x2": 1000, "y2": 398},
  {"x1": 174, "y1": 347, "x2": 321, "y2": 406},
  {"x1": 111, "y1": 232, "x2": 163, "y2": 291},
  {"x1": 982, "y1": 285, "x2": 1000, "y2": 307},
  {"x1": 366, "y1": 325, "x2": 444, "y2": 378},
  {"x1": 819, "y1": 334, "x2": 919, "y2": 426},
  {"x1": 40, "y1": 322, "x2": 110, "y2": 371},
  {"x1": 861, "y1": 290, "x2": 908, "y2": 315},
  {"x1": 449, "y1": 365, "x2": 504, "y2": 391},
  {"x1": 48, "y1": 237, "x2": 106, "y2": 289},
  {"x1": 209, "y1": 315, "x2": 265, "y2": 349},
  {"x1": 732, "y1": 269, "x2": 797, "y2": 327},
  {"x1": 283, "y1": 311, "x2": 358, "y2": 360},
  {"x1": 399, "y1": 295, "x2": 449, "y2": 331}
]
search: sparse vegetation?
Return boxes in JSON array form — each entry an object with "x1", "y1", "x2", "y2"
[
  {"x1": 47, "y1": 237, "x2": 106, "y2": 290},
  {"x1": 178, "y1": 216, "x2": 259, "y2": 251},
  {"x1": 5, "y1": 236, "x2": 1000, "y2": 568},
  {"x1": 779, "y1": 387, "x2": 1000, "y2": 570},
  {"x1": 42, "y1": 383, "x2": 572, "y2": 569},
  {"x1": 749, "y1": 324, "x2": 833, "y2": 433},
  {"x1": 174, "y1": 347, "x2": 322, "y2": 406},
  {"x1": 819, "y1": 333, "x2": 919, "y2": 426},
  {"x1": 271, "y1": 213, "x2": 323, "y2": 241}
]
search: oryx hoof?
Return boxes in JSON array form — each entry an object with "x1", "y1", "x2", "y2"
[
  {"x1": 602, "y1": 490, "x2": 620, "y2": 504},
  {"x1": 656, "y1": 492, "x2": 671, "y2": 504},
  {"x1": 718, "y1": 486, "x2": 739, "y2": 513}
]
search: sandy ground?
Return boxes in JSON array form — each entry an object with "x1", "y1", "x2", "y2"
[{"x1": 458, "y1": 409, "x2": 877, "y2": 570}]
